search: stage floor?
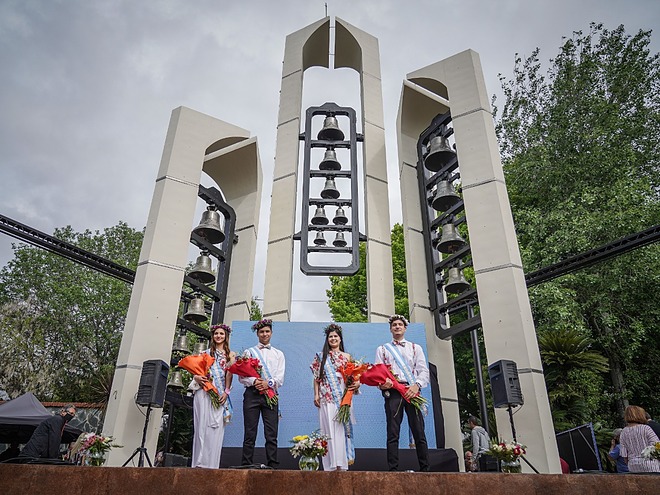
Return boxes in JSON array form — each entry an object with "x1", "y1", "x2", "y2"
[{"x1": 2, "y1": 464, "x2": 659, "y2": 495}]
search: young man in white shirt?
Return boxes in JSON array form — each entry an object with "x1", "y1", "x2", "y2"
[{"x1": 375, "y1": 315, "x2": 430, "y2": 471}]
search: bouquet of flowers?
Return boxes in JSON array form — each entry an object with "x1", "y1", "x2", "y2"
[
  {"x1": 335, "y1": 359, "x2": 369, "y2": 424},
  {"x1": 289, "y1": 430, "x2": 329, "y2": 458},
  {"x1": 227, "y1": 354, "x2": 278, "y2": 408},
  {"x1": 177, "y1": 352, "x2": 221, "y2": 408},
  {"x1": 641, "y1": 442, "x2": 660, "y2": 460},
  {"x1": 79, "y1": 433, "x2": 121, "y2": 466},
  {"x1": 359, "y1": 363, "x2": 428, "y2": 412},
  {"x1": 486, "y1": 440, "x2": 527, "y2": 462}
]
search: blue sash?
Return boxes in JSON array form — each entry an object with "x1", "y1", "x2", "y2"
[
  {"x1": 384, "y1": 343, "x2": 416, "y2": 385},
  {"x1": 249, "y1": 346, "x2": 277, "y2": 392},
  {"x1": 320, "y1": 353, "x2": 355, "y2": 464},
  {"x1": 206, "y1": 349, "x2": 232, "y2": 423}
]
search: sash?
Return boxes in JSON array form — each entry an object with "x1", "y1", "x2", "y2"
[
  {"x1": 320, "y1": 353, "x2": 355, "y2": 464},
  {"x1": 384, "y1": 343, "x2": 416, "y2": 385},
  {"x1": 249, "y1": 346, "x2": 277, "y2": 392},
  {"x1": 207, "y1": 350, "x2": 232, "y2": 424}
]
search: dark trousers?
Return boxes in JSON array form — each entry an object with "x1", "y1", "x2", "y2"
[
  {"x1": 384, "y1": 388, "x2": 429, "y2": 471},
  {"x1": 242, "y1": 386, "x2": 279, "y2": 467}
]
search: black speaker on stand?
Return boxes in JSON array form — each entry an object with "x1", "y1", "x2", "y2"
[
  {"x1": 487, "y1": 359, "x2": 539, "y2": 473},
  {"x1": 123, "y1": 359, "x2": 169, "y2": 467}
]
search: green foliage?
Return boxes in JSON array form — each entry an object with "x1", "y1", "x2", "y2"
[
  {"x1": 326, "y1": 224, "x2": 409, "y2": 322},
  {"x1": 495, "y1": 23, "x2": 660, "y2": 427},
  {"x1": 249, "y1": 296, "x2": 263, "y2": 321},
  {"x1": 0, "y1": 222, "x2": 143, "y2": 401}
]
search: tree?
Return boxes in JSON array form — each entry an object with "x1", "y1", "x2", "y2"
[
  {"x1": 495, "y1": 23, "x2": 660, "y2": 426},
  {"x1": 326, "y1": 224, "x2": 408, "y2": 322},
  {"x1": 0, "y1": 222, "x2": 143, "y2": 401}
]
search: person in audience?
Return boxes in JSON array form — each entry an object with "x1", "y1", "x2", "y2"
[
  {"x1": 608, "y1": 428, "x2": 629, "y2": 473},
  {"x1": 19, "y1": 405, "x2": 76, "y2": 459},
  {"x1": 619, "y1": 405, "x2": 660, "y2": 472}
]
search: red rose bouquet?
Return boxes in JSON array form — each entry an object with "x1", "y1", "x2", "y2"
[
  {"x1": 227, "y1": 355, "x2": 278, "y2": 408},
  {"x1": 359, "y1": 363, "x2": 428, "y2": 412}
]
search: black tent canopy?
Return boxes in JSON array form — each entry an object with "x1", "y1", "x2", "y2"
[{"x1": 0, "y1": 392, "x2": 82, "y2": 444}]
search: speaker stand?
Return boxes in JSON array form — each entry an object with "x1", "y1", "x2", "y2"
[
  {"x1": 122, "y1": 404, "x2": 154, "y2": 467},
  {"x1": 506, "y1": 404, "x2": 539, "y2": 474}
]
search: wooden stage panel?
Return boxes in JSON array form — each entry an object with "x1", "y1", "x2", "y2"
[{"x1": 1, "y1": 465, "x2": 659, "y2": 495}]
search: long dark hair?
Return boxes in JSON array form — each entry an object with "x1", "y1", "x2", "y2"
[
  {"x1": 319, "y1": 323, "x2": 344, "y2": 381},
  {"x1": 210, "y1": 324, "x2": 231, "y2": 359}
]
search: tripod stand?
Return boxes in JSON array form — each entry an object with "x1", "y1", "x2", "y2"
[
  {"x1": 506, "y1": 404, "x2": 539, "y2": 473},
  {"x1": 122, "y1": 404, "x2": 154, "y2": 467}
]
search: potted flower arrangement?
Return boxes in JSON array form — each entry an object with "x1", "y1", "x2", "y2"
[
  {"x1": 80, "y1": 433, "x2": 122, "y2": 466},
  {"x1": 289, "y1": 430, "x2": 329, "y2": 470},
  {"x1": 486, "y1": 440, "x2": 527, "y2": 473}
]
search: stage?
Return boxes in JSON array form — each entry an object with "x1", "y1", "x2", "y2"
[{"x1": 2, "y1": 464, "x2": 658, "y2": 495}]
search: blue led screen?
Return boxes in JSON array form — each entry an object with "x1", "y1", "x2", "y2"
[{"x1": 222, "y1": 321, "x2": 436, "y2": 450}]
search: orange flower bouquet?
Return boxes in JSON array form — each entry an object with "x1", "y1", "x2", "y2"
[
  {"x1": 334, "y1": 359, "x2": 369, "y2": 424},
  {"x1": 360, "y1": 363, "x2": 428, "y2": 412},
  {"x1": 178, "y1": 353, "x2": 221, "y2": 408},
  {"x1": 227, "y1": 355, "x2": 278, "y2": 408}
]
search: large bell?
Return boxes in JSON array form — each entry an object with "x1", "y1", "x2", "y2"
[
  {"x1": 167, "y1": 371, "x2": 184, "y2": 389},
  {"x1": 333, "y1": 232, "x2": 347, "y2": 247},
  {"x1": 193, "y1": 341, "x2": 208, "y2": 355},
  {"x1": 319, "y1": 148, "x2": 342, "y2": 171},
  {"x1": 313, "y1": 232, "x2": 327, "y2": 246},
  {"x1": 436, "y1": 223, "x2": 467, "y2": 254},
  {"x1": 311, "y1": 206, "x2": 329, "y2": 225},
  {"x1": 333, "y1": 206, "x2": 349, "y2": 225},
  {"x1": 444, "y1": 267, "x2": 471, "y2": 294},
  {"x1": 317, "y1": 115, "x2": 344, "y2": 141},
  {"x1": 320, "y1": 177, "x2": 340, "y2": 199},
  {"x1": 431, "y1": 181, "x2": 461, "y2": 212},
  {"x1": 188, "y1": 252, "x2": 216, "y2": 284},
  {"x1": 183, "y1": 296, "x2": 208, "y2": 323},
  {"x1": 192, "y1": 206, "x2": 225, "y2": 244},
  {"x1": 172, "y1": 333, "x2": 190, "y2": 354},
  {"x1": 424, "y1": 135, "x2": 456, "y2": 172}
]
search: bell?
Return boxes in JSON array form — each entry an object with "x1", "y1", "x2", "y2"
[
  {"x1": 431, "y1": 181, "x2": 461, "y2": 211},
  {"x1": 333, "y1": 232, "x2": 347, "y2": 247},
  {"x1": 444, "y1": 267, "x2": 471, "y2": 294},
  {"x1": 183, "y1": 296, "x2": 208, "y2": 323},
  {"x1": 313, "y1": 232, "x2": 327, "y2": 246},
  {"x1": 424, "y1": 135, "x2": 456, "y2": 172},
  {"x1": 317, "y1": 115, "x2": 344, "y2": 141},
  {"x1": 172, "y1": 333, "x2": 190, "y2": 354},
  {"x1": 333, "y1": 206, "x2": 349, "y2": 225},
  {"x1": 436, "y1": 223, "x2": 467, "y2": 254},
  {"x1": 167, "y1": 371, "x2": 184, "y2": 389},
  {"x1": 320, "y1": 177, "x2": 340, "y2": 199},
  {"x1": 311, "y1": 206, "x2": 329, "y2": 225},
  {"x1": 188, "y1": 252, "x2": 216, "y2": 284},
  {"x1": 193, "y1": 341, "x2": 208, "y2": 355},
  {"x1": 319, "y1": 148, "x2": 341, "y2": 171},
  {"x1": 192, "y1": 206, "x2": 225, "y2": 244}
]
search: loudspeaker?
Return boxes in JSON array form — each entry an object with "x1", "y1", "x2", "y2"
[
  {"x1": 136, "y1": 359, "x2": 169, "y2": 408},
  {"x1": 488, "y1": 359, "x2": 523, "y2": 408}
]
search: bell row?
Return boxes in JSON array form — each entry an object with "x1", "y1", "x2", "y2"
[
  {"x1": 311, "y1": 231, "x2": 348, "y2": 247},
  {"x1": 310, "y1": 205, "x2": 349, "y2": 226}
]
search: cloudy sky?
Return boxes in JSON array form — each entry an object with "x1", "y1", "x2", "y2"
[{"x1": 1, "y1": 0, "x2": 658, "y2": 322}]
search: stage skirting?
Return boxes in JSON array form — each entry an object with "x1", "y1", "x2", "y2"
[{"x1": 2, "y1": 464, "x2": 659, "y2": 495}]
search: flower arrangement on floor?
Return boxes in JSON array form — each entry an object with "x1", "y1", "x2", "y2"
[
  {"x1": 289, "y1": 431, "x2": 329, "y2": 470},
  {"x1": 79, "y1": 433, "x2": 122, "y2": 466},
  {"x1": 486, "y1": 440, "x2": 526, "y2": 473},
  {"x1": 641, "y1": 442, "x2": 660, "y2": 460}
]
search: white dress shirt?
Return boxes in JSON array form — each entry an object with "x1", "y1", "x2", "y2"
[
  {"x1": 238, "y1": 345, "x2": 286, "y2": 390},
  {"x1": 375, "y1": 339, "x2": 430, "y2": 388}
]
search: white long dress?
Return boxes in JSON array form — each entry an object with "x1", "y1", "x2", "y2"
[{"x1": 191, "y1": 349, "x2": 230, "y2": 469}]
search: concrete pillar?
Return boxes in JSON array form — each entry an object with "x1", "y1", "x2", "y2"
[
  {"x1": 402, "y1": 50, "x2": 560, "y2": 473},
  {"x1": 397, "y1": 82, "x2": 464, "y2": 467},
  {"x1": 103, "y1": 107, "x2": 261, "y2": 466}
]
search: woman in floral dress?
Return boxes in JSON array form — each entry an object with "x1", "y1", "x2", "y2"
[
  {"x1": 190, "y1": 324, "x2": 235, "y2": 468},
  {"x1": 310, "y1": 323, "x2": 359, "y2": 470}
]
